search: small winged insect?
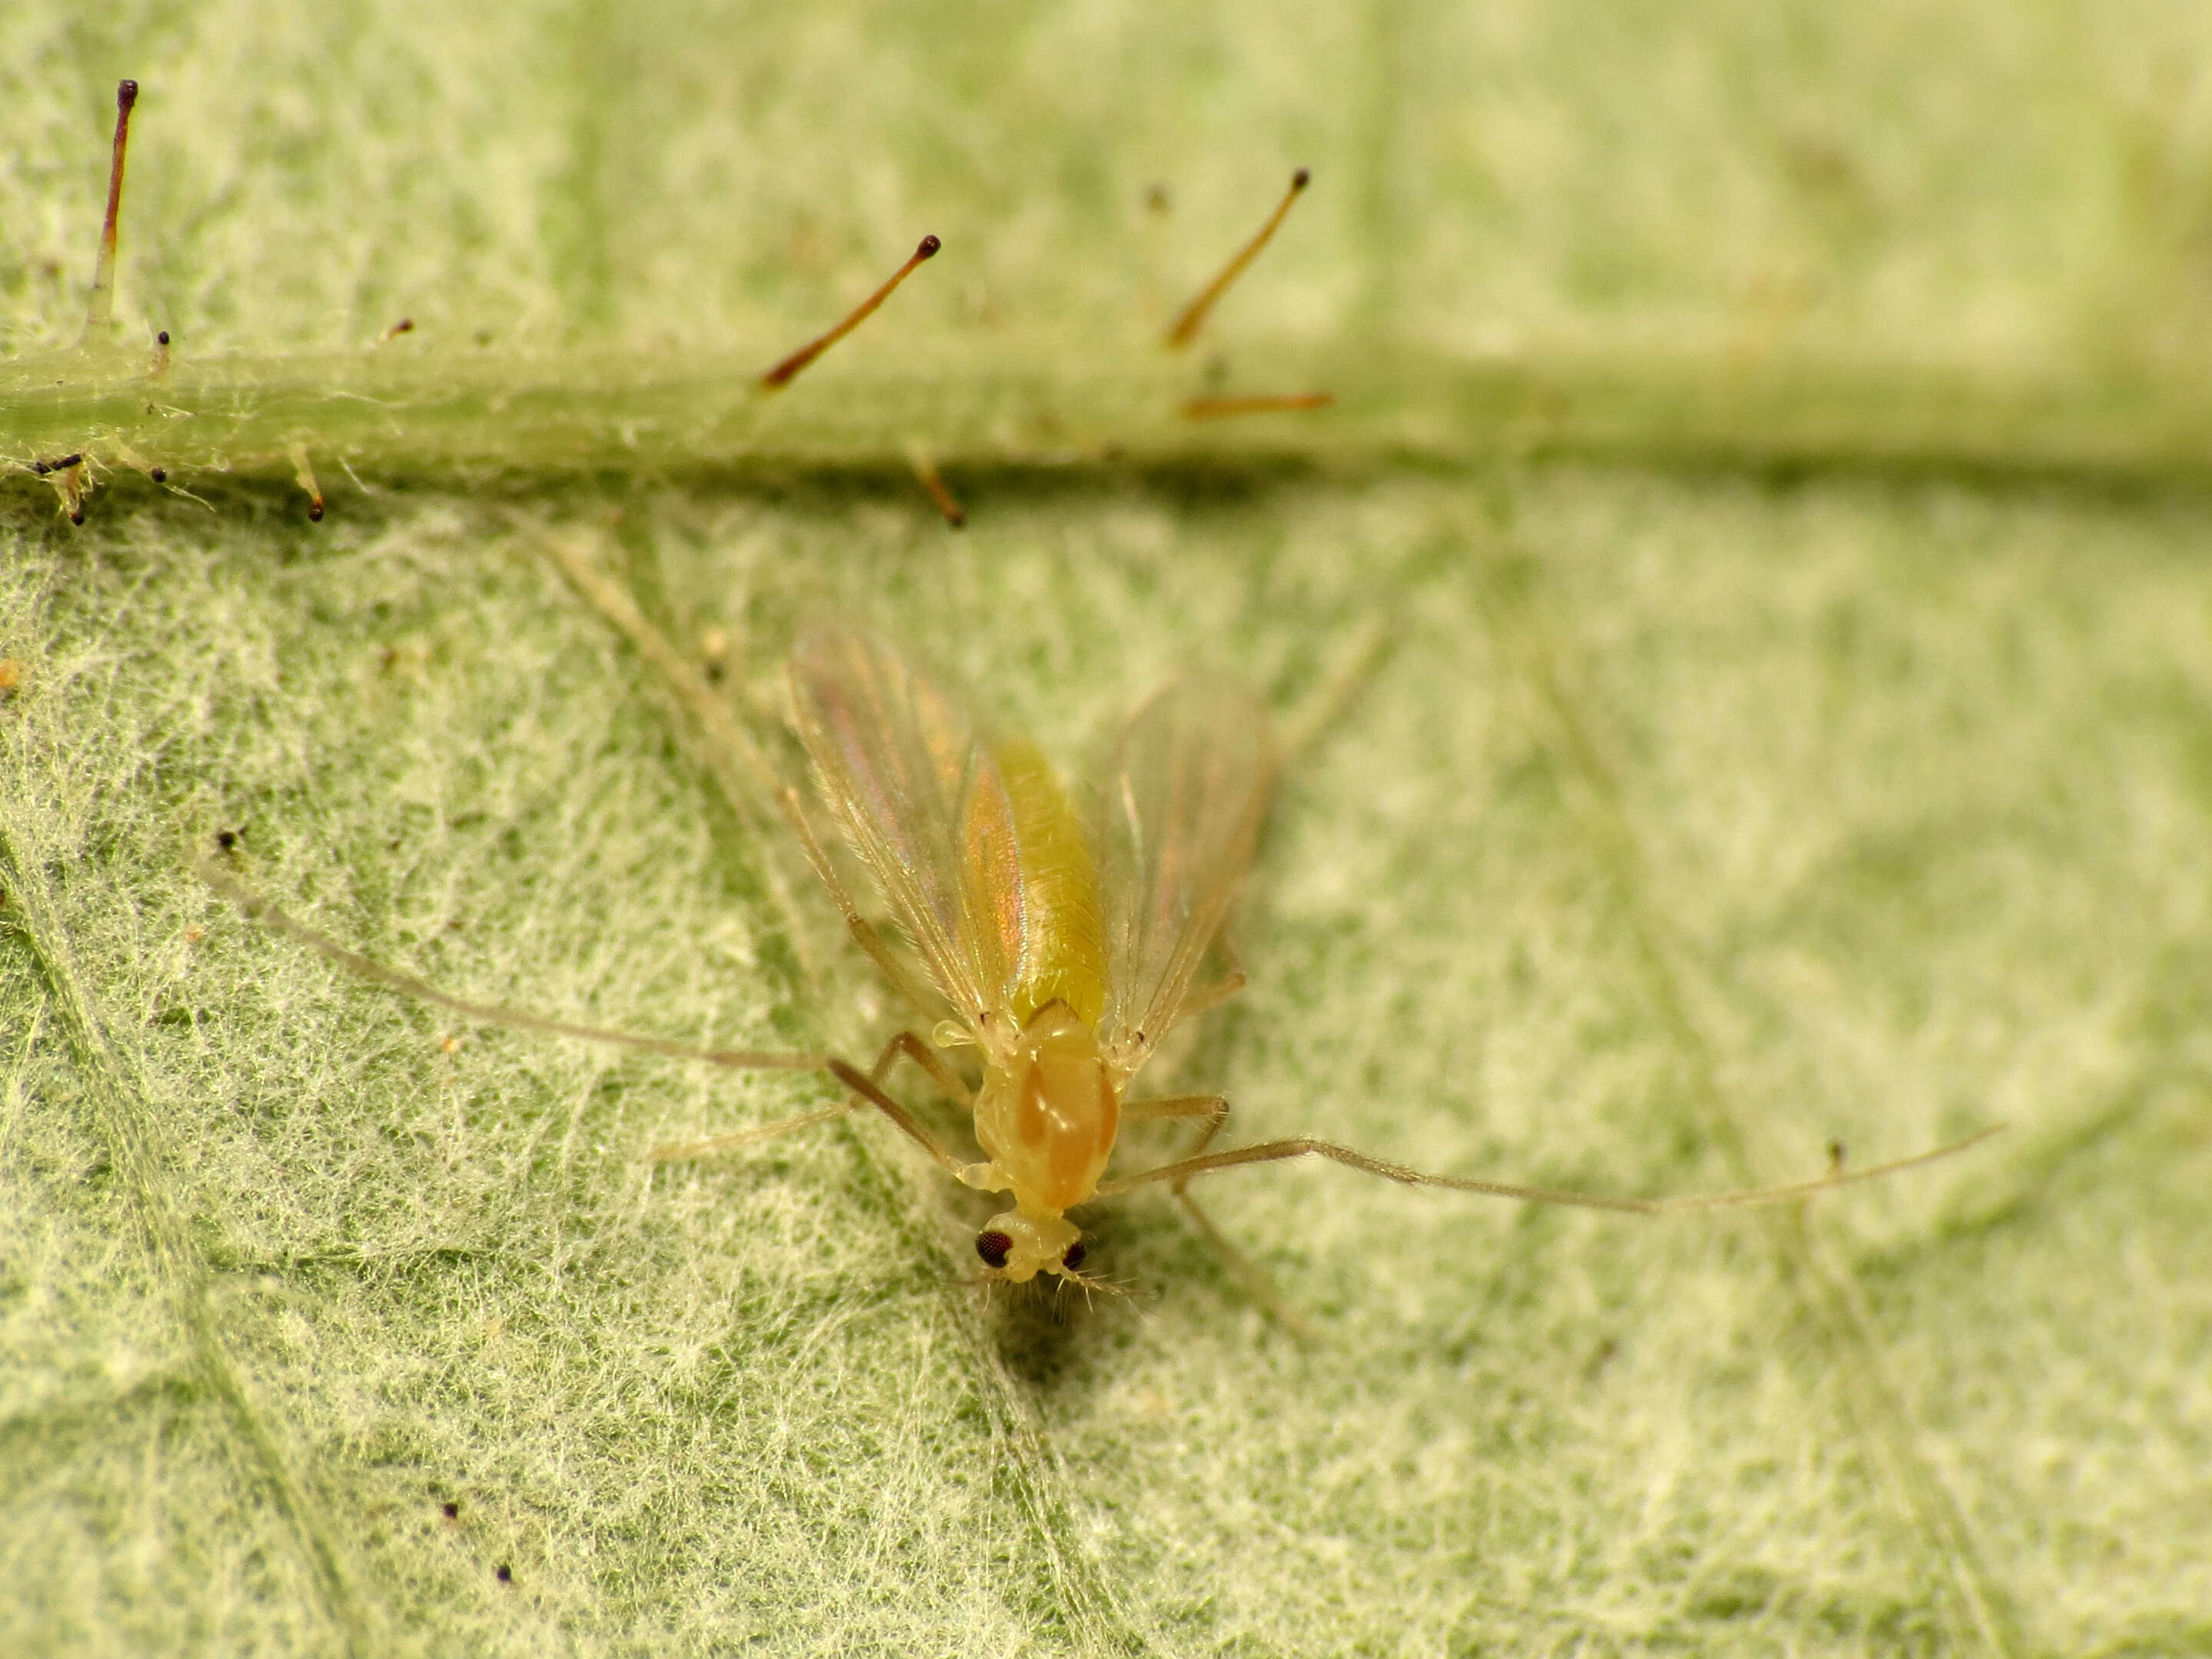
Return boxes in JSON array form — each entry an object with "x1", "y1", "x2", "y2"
[
  {"x1": 778, "y1": 626, "x2": 1282, "y2": 1282},
  {"x1": 201, "y1": 624, "x2": 1996, "y2": 1300},
  {"x1": 754, "y1": 628, "x2": 1997, "y2": 1284}
]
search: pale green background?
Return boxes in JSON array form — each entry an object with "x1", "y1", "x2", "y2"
[{"x1": 3, "y1": 3, "x2": 2210, "y2": 1656}]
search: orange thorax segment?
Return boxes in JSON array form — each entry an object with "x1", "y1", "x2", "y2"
[
  {"x1": 972, "y1": 1021, "x2": 1121, "y2": 1215},
  {"x1": 960, "y1": 736, "x2": 1106, "y2": 1030}
]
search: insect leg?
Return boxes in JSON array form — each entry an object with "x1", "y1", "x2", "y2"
[
  {"x1": 1094, "y1": 1127, "x2": 2004, "y2": 1208},
  {"x1": 1115, "y1": 1097, "x2": 1239, "y2": 1185},
  {"x1": 1276, "y1": 615, "x2": 1393, "y2": 766},
  {"x1": 650, "y1": 1102, "x2": 863, "y2": 1163},
  {"x1": 534, "y1": 524, "x2": 787, "y2": 801},
  {"x1": 196, "y1": 861, "x2": 989, "y2": 1179},
  {"x1": 1119, "y1": 1092, "x2": 1231, "y2": 1183},
  {"x1": 1119, "y1": 1092, "x2": 1228, "y2": 1125},
  {"x1": 652, "y1": 1038, "x2": 971, "y2": 1165},
  {"x1": 871, "y1": 1029, "x2": 974, "y2": 1106},
  {"x1": 1172, "y1": 972, "x2": 1247, "y2": 1024},
  {"x1": 823, "y1": 1059, "x2": 978, "y2": 1181},
  {"x1": 195, "y1": 858, "x2": 833, "y2": 1072},
  {"x1": 1111, "y1": 1092, "x2": 1311, "y2": 1332},
  {"x1": 1169, "y1": 1187, "x2": 1314, "y2": 1341}
]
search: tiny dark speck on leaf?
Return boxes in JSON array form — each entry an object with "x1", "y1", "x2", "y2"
[{"x1": 495, "y1": 1563, "x2": 514, "y2": 1584}]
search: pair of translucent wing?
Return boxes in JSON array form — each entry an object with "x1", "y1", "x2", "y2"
[{"x1": 787, "y1": 627, "x2": 1276, "y2": 1059}]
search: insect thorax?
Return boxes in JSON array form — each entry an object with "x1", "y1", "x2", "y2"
[{"x1": 971, "y1": 1009, "x2": 1120, "y2": 1216}]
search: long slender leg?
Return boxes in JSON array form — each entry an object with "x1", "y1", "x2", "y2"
[
  {"x1": 651, "y1": 1102, "x2": 862, "y2": 1163},
  {"x1": 1118, "y1": 1091, "x2": 1230, "y2": 1183},
  {"x1": 1173, "y1": 972, "x2": 1246, "y2": 1025},
  {"x1": 1174, "y1": 1099, "x2": 1229, "y2": 1170},
  {"x1": 1172, "y1": 1189, "x2": 1315, "y2": 1341},
  {"x1": 196, "y1": 859, "x2": 830, "y2": 1072},
  {"x1": 822, "y1": 1059, "x2": 976, "y2": 1180},
  {"x1": 1095, "y1": 1125, "x2": 2005, "y2": 1209},
  {"x1": 871, "y1": 1029, "x2": 974, "y2": 1106},
  {"x1": 1277, "y1": 616, "x2": 1392, "y2": 765},
  {"x1": 1195, "y1": 618, "x2": 1383, "y2": 1312},
  {"x1": 1113, "y1": 1092, "x2": 1308, "y2": 1332},
  {"x1": 196, "y1": 859, "x2": 982, "y2": 1180},
  {"x1": 531, "y1": 524, "x2": 834, "y2": 986},
  {"x1": 534, "y1": 524, "x2": 787, "y2": 802},
  {"x1": 653, "y1": 1029, "x2": 968, "y2": 1163},
  {"x1": 656, "y1": 1057, "x2": 980, "y2": 1175},
  {"x1": 1119, "y1": 1093, "x2": 1228, "y2": 1125},
  {"x1": 655, "y1": 1059, "x2": 976, "y2": 1179}
]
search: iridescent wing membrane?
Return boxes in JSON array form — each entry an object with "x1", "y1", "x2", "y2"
[
  {"x1": 789, "y1": 627, "x2": 1017, "y2": 1029},
  {"x1": 1094, "y1": 673, "x2": 1278, "y2": 1061}
]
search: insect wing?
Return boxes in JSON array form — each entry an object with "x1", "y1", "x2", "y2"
[
  {"x1": 1095, "y1": 673, "x2": 1278, "y2": 1059},
  {"x1": 788, "y1": 628, "x2": 1022, "y2": 1024}
]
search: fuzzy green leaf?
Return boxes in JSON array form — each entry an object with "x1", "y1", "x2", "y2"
[{"x1": 5, "y1": 6, "x2": 2210, "y2": 1657}]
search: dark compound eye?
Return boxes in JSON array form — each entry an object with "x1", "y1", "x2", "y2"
[
  {"x1": 975, "y1": 1231, "x2": 1013, "y2": 1270},
  {"x1": 1060, "y1": 1242, "x2": 1086, "y2": 1272}
]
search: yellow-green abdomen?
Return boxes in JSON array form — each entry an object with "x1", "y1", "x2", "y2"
[{"x1": 992, "y1": 738, "x2": 1106, "y2": 1029}]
